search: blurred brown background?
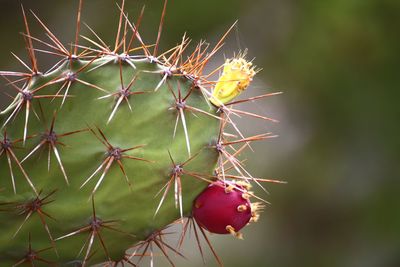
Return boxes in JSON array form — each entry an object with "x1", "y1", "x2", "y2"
[{"x1": 1, "y1": 0, "x2": 399, "y2": 266}]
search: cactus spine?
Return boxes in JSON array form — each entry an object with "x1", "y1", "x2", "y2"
[{"x1": 0, "y1": 1, "x2": 284, "y2": 266}]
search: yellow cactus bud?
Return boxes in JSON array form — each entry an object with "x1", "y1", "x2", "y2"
[{"x1": 210, "y1": 56, "x2": 256, "y2": 106}]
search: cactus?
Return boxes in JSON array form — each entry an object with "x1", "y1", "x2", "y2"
[{"x1": 0, "y1": 1, "x2": 284, "y2": 266}]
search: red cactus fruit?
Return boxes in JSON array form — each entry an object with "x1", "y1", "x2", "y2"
[{"x1": 193, "y1": 180, "x2": 254, "y2": 239}]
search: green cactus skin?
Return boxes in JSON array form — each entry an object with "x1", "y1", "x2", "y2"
[
  {"x1": 0, "y1": 1, "x2": 282, "y2": 266},
  {"x1": 0, "y1": 55, "x2": 220, "y2": 263}
]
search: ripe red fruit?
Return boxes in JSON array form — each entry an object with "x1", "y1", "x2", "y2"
[{"x1": 193, "y1": 180, "x2": 252, "y2": 238}]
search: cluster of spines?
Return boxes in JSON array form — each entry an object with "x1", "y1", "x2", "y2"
[{"x1": 0, "y1": 0, "x2": 285, "y2": 266}]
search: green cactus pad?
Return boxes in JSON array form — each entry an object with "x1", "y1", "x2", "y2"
[
  {"x1": 0, "y1": 0, "x2": 282, "y2": 266},
  {"x1": 0, "y1": 57, "x2": 220, "y2": 264}
]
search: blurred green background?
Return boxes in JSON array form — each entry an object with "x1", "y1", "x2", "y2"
[{"x1": 1, "y1": 0, "x2": 399, "y2": 266}]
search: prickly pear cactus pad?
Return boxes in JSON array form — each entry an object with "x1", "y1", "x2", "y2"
[{"x1": 0, "y1": 0, "x2": 285, "y2": 266}]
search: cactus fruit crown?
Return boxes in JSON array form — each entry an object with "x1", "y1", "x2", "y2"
[{"x1": 0, "y1": 0, "x2": 285, "y2": 266}]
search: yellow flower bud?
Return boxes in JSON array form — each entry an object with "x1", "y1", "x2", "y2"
[{"x1": 210, "y1": 57, "x2": 256, "y2": 106}]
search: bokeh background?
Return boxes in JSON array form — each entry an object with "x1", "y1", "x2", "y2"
[{"x1": 1, "y1": 0, "x2": 399, "y2": 266}]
